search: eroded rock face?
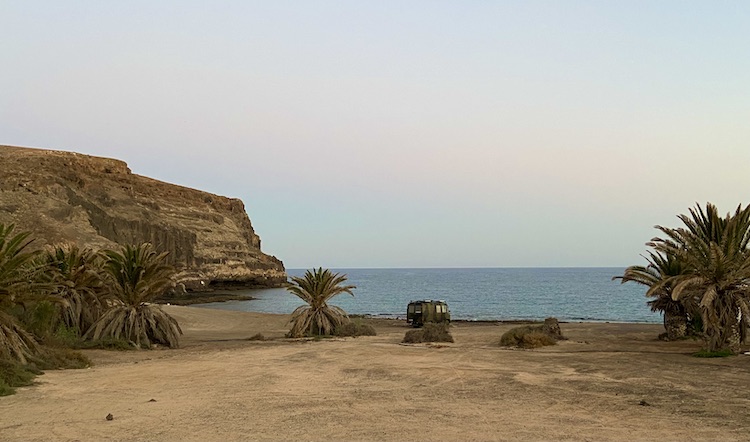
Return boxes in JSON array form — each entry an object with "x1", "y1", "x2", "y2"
[{"x1": 0, "y1": 145, "x2": 286, "y2": 289}]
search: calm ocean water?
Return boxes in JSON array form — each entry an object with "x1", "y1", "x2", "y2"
[{"x1": 194, "y1": 268, "x2": 660, "y2": 323}]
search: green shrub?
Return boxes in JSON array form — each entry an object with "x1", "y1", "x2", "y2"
[
  {"x1": 0, "y1": 379, "x2": 14, "y2": 396},
  {"x1": 0, "y1": 358, "x2": 38, "y2": 387},
  {"x1": 402, "y1": 323, "x2": 453, "y2": 343},
  {"x1": 0, "y1": 348, "x2": 90, "y2": 396},
  {"x1": 51, "y1": 325, "x2": 82, "y2": 348},
  {"x1": 688, "y1": 315, "x2": 704, "y2": 336},
  {"x1": 334, "y1": 321, "x2": 377, "y2": 337},
  {"x1": 0, "y1": 358, "x2": 40, "y2": 396},
  {"x1": 693, "y1": 349, "x2": 735, "y2": 358},
  {"x1": 20, "y1": 301, "x2": 62, "y2": 342}
]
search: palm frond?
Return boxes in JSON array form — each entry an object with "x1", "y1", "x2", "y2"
[
  {"x1": 0, "y1": 311, "x2": 40, "y2": 364},
  {"x1": 286, "y1": 268, "x2": 356, "y2": 337},
  {"x1": 90, "y1": 243, "x2": 181, "y2": 347},
  {"x1": 41, "y1": 245, "x2": 107, "y2": 336},
  {"x1": 85, "y1": 304, "x2": 182, "y2": 348},
  {"x1": 0, "y1": 224, "x2": 50, "y2": 362},
  {"x1": 645, "y1": 203, "x2": 750, "y2": 352}
]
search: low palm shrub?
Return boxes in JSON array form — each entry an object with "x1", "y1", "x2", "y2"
[
  {"x1": 286, "y1": 268, "x2": 356, "y2": 338},
  {"x1": 41, "y1": 245, "x2": 107, "y2": 337},
  {"x1": 402, "y1": 322, "x2": 453, "y2": 343},
  {"x1": 85, "y1": 244, "x2": 182, "y2": 348},
  {"x1": 0, "y1": 312, "x2": 41, "y2": 364},
  {"x1": 0, "y1": 224, "x2": 49, "y2": 363},
  {"x1": 87, "y1": 305, "x2": 181, "y2": 349}
]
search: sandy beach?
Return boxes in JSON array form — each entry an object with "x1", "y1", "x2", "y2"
[{"x1": 1, "y1": 305, "x2": 749, "y2": 441}]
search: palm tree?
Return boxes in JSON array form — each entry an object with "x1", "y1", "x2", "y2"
[
  {"x1": 42, "y1": 245, "x2": 107, "y2": 337},
  {"x1": 85, "y1": 243, "x2": 182, "y2": 348},
  {"x1": 286, "y1": 268, "x2": 356, "y2": 338},
  {"x1": 0, "y1": 224, "x2": 45, "y2": 363},
  {"x1": 614, "y1": 251, "x2": 697, "y2": 340},
  {"x1": 650, "y1": 203, "x2": 750, "y2": 353}
]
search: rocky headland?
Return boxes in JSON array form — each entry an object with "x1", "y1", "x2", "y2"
[{"x1": 0, "y1": 145, "x2": 286, "y2": 291}]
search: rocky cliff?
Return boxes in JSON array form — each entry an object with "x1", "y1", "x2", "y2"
[{"x1": 0, "y1": 145, "x2": 286, "y2": 290}]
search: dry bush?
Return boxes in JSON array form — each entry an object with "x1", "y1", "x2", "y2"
[
  {"x1": 500, "y1": 317, "x2": 565, "y2": 349},
  {"x1": 247, "y1": 333, "x2": 267, "y2": 341},
  {"x1": 402, "y1": 322, "x2": 453, "y2": 343},
  {"x1": 519, "y1": 331, "x2": 557, "y2": 348},
  {"x1": 334, "y1": 321, "x2": 377, "y2": 337}
]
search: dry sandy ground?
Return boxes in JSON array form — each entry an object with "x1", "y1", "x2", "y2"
[{"x1": 2, "y1": 306, "x2": 750, "y2": 441}]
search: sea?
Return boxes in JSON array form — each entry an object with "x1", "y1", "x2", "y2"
[{"x1": 194, "y1": 267, "x2": 661, "y2": 324}]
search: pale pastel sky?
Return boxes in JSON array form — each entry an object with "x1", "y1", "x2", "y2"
[{"x1": 2, "y1": 1, "x2": 749, "y2": 268}]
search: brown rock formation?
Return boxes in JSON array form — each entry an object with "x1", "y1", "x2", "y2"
[{"x1": 0, "y1": 145, "x2": 286, "y2": 290}]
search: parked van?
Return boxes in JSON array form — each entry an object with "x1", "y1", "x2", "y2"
[{"x1": 406, "y1": 300, "x2": 450, "y2": 327}]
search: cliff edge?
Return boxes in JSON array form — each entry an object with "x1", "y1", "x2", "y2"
[{"x1": 0, "y1": 145, "x2": 286, "y2": 290}]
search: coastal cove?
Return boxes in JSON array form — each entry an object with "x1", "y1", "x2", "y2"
[{"x1": 194, "y1": 267, "x2": 660, "y2": 323}]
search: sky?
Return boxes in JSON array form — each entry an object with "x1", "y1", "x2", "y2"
[{"x1": 2, "y1": 1, "x2": 749, "y2": 268}]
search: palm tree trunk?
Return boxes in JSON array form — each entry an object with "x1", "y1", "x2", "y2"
[
  {"x1": 727, "y1": 321, "x2": 741, "y2": 354},
  {"x1": 704, "y1": 320, "x2": 742, "y2": 354},
  {"x1": 663, "y1": 310, "x2": 687, "y2": 341}
]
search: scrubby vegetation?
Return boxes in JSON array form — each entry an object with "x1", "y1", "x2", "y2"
[
  {"x1": 500, "y1": 318, "x2": 565, "y2": 349},
  {"x1": 76, "y1": 338, "x2": 135, "y2": 351},
  {"x1": 402, "y1": 322, "x2": 454, "y2": 343},
  {"x1": 693, "y1": 349, "x2": 735, "y2": 358},
  {"x1": 247, "y1": 333, "x2": 267, "y2": 341},
  {"x1": 334, "y1": 320, "x2": 377, "y2": 337},
  {"x1": 617, "y1": 203, "x2": 750, "y2": 354},
  {"x1": 0, "y1": 358, "x2": 39, "y2": 396},
  {"x1": 0, "y1": 223, "x2": 182, "y2": 395},
  {"x1": 0, "y1": 348, "x2": 91, "y2": 397}
]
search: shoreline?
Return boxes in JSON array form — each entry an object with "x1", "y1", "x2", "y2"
[
  {"x1": 155, "y1": 293, "x2": 257, "y2": 306},
  {"x1": 190, "y1": 303, "x2": 663, "y2": 325}
]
